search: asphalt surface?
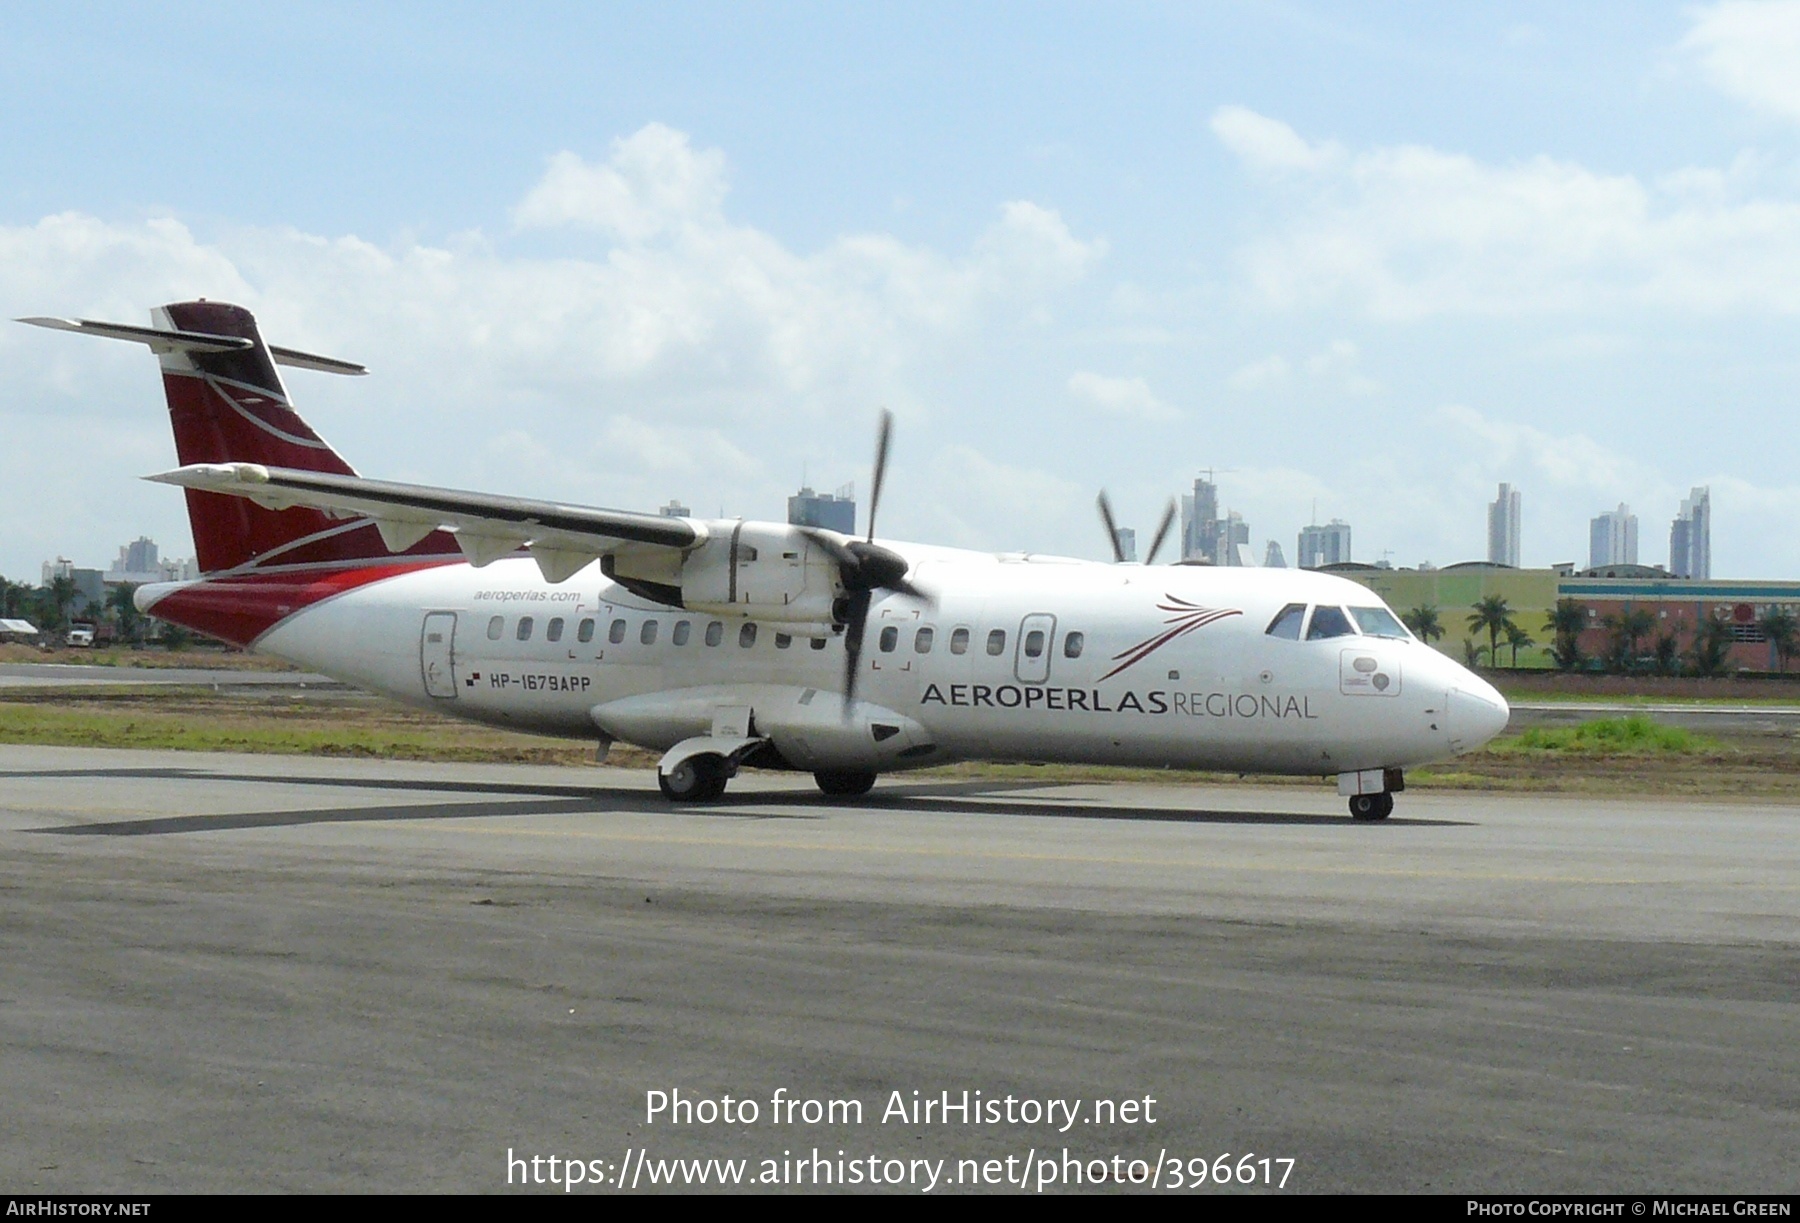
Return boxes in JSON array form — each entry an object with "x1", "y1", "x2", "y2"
[{"x1": 0, "y1": 744, "x2": 1794, "y2": 1194}]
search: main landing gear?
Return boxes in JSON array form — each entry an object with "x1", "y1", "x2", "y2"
[
  {"x1": 813, "y1": 769, "x2": 877, "y2": 798},
  {"x1": 1347, "y1": 792, "x2": 1394, "y2": 821},
  {"x1": 658, "y1": 754, "x2": 730, "y2": 802}
]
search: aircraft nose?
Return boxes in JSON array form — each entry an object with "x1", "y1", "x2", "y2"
[{"x1": 1446, "y1": 677, "x2": 1510, "y2": 754}]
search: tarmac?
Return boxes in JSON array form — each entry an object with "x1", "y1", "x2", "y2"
[{"x1": 0, "y1": 743, "x2": 1794, "y2": 1194}]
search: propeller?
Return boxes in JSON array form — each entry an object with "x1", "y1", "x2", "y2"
[
  {"x1": 798, "y1": 410, "x2": 933, "y2": 714},
  {"x1": 1095, "y1": 492, "x2": 1179, "y2": 566}
]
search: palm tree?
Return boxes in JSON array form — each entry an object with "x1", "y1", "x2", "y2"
[
  {"x1": 46, "y1": 575, "x2": 78, "y2": 631},
  {"x1": 1760, "y1": 606, "x2": 1799, "y2": 673},
  {"x1": 1465, "y1": 595, "x2": 1514, "y2": 670},
  {"x1": 1601, "y1": 608, "x2": 1655, "y2": 673},
  {"x1": 1504, "y1": 623, "x2": 1535, "y2": 668},
  {"x1": 1690, "y1": 617, "x2": 1735, "y2": 677},
  {"x1": 1543, "y1": 598, "x2": 1587, "y2": 672},
  {"x1": 1402, "y1": 605, "x2": 1443, "y2": 643},
  {"x1": 108, "y1": 583, "x2": 143, "y2": 646},
  {"x1": 1461, "y1": 637, "x2": 1487, "y2": 668},
  {"x1": 1652, "y1": 633, "x2": 1682, "y2": 677}
]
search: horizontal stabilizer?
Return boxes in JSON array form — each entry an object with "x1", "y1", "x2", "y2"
[{"x1": 16, "y1": 316, "x2": 367, "y2": 375}]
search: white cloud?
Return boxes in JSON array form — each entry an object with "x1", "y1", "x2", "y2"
[
  {"x1": 1227, "y1": 354, "x2": 1291, "y2": 390},
  {"x1": 1684, "y1": 1, "x2": 1800, "y2": 123},
  {"x1": 1209, "y1": 106, "x2": 1342, "y2": 173},
  {"x1": 1211, "y1": 106, "x2": 1800, "y2": 318},
  {"x1": 0, "y1": 123, "x2": 1106, "y2": 577},
  {"x1": 512, "y1": 125, "x2": 729, "y2": 239},
  {"x1": 1067, "y1": 371, "x2": 1180, "y2": 422},
  {"x1": 1228, "y1": 340, "x2": 1376, "y2": 395},
  {"x1": 912, "y1": 444, "x2": 1090, "y2": 554}
]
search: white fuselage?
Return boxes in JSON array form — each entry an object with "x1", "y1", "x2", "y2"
[{"x1": 221, "y1": 541, "x2": 1510, "y2": 777}]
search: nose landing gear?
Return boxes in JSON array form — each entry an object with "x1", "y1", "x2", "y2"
[{"x1": 1339, "y1": 767, "x2": 1402, "y2": 821}]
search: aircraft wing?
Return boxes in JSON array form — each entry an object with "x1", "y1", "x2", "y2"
[{"x1": 148, "y1": 462, "x2": 701, "y2": 581}]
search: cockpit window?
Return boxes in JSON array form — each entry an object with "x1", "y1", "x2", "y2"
[
  {"x1": 1305, "y1": 605, "x2": 1357, "y2": 640},
  {"x1": 1265, "y1": 603, "x2": 1306, "y2": 640},
  {"x1": 1349, "y1": 606, "x2": 1410, "y2": 639}
]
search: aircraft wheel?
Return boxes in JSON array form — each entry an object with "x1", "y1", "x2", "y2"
[
  {"x1": 1348, "y1": 792, "x2": 1394, "y2": 821},
  {"x1": 814, "y1": 769, "x2": 878, "y2": 798},
  {"x1": 659, "y1": 754, "x2": 729, "y2": 802}
]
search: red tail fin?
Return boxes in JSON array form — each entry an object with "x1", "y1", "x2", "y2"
[
  {"x1": 154, "y1": 301, "x2": 361, "y2": 572},
  {"x1": 150, "y1": 301, "x2": 457, "y2": 573}
]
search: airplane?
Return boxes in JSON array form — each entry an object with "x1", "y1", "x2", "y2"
[{"x1": 20, "y1": 301, "x2": 1510, "y2": 819}]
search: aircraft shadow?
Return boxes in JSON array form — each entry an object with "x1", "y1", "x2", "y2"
[{"x1": 17, "y1": 766, "x2": 1473, "y2": 835}]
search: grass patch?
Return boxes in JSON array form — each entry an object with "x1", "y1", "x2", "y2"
[
  {"x1": 0, "y1": 692, "x2": 633, "y2": 765},
  {"x1": 1492, "y1": 715, "x2": 1714, "y2": 756}
]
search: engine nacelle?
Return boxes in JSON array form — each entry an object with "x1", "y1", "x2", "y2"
[{"x1": 603, "y1": 520, "x2": 845, "y2": 628}]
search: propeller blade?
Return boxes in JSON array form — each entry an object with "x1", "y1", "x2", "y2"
[
  {"x1": 888, "y1": 573, "x2": 935, "y2": 609},
  {"x1": 1143, "y1": 499, "x2": 1178, "y2": 566},
  {"x1": 796, "y1": 525, "x2": 858, "y2": 569},
  {"x1": 1096, "y1": 491, "x2": 1125, "y2": 563},
  {"x1": 840, "y1": 588, "x2": 872, "y2": 716},
  {"x1": 865, "y1": 409, "x2": 892, "y2": 541}
]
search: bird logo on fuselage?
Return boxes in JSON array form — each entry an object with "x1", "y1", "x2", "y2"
[{"x1": 1097, "y1": 595, "x2": 1242, "y2": 682}]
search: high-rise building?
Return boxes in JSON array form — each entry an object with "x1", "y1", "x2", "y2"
[
  {"x1": 1264, "y1": 540, "x2": 1287, "y2": 568},
  {"x1": 1588, "y1": 504, "x2": 1638, "y2": 569},
  {"x1": 658, "y1": 499, "x2": 691, "y2": 518},
  {"x1": 1113, "y1": 527, "x2": 1137, "y2": 563},
  {"x1": 1180, "y1": 473, "x2": 1220, "y2": 563},
  {"x1": 1297, "y1": 519, "x2": 1352, "y2": 569},
  {"x1": 787, "y1": 483, "x2": 856, "y2": 535},
  {"x1": 1669, "y1": 486, "x2": 1711, "y2": 579},
  {"x1": 1487, "y1": 483, "x2": 1521, "y2": 567},
  {"x1": 1215, "y1": 510, "x2": 1250, "y2": 566}
]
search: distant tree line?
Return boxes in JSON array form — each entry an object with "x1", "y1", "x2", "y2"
[
  {"x1": 0, "y1": 575, "x2": 188, "y2": 648},
  {"x1": 1401, "y1": 595, "x2": 1800, "y2": 678}
]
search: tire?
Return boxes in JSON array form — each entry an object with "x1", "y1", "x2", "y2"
[
  {"x1": 1348, "y1": 792, "x2": 1393, "y2": 821},
  {"x1": 659, "y1": 754, "x2": 729, "y2": 802},
  {"x1": 813, "y1": 769, "x2": 878, "y2": 798}
]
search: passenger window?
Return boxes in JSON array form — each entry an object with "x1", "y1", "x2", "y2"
[
  {"x1": 1024, "y1": 629, "x2": 1045, "y2": 658},
  {"x1": 1266, "y1": 604, "x2": 1306, "y2": 640},
  {"x1": 1306, "y1": 606, "x2": 1357, "y2": 640},
  {"x1": 879, "y1": 626, "x2": 898, "y2": 652},
  {"x1": 487, "y1": 615, "x2": 504, "y2": 641},
  {"x1": 810, "y1": 637, "x2": 828, "y2": 650},
  {"x1": 1063, "y1": 631, "x2": 1084, "y2": 659},
  {"x1": 673, "y1": 620, "x2": 691, "y2": 646},
  {"x1": 640, "y1": 620, "x2": 658, "y2": 645},
  {"x1": 546, "y1": 617, "x2": 564, "y2": 643},
  {"x1": 609, "y1": 619, "x2": 627, "y2": 644},
  {"x1": 776, "y1": 633, "x2": 792, "y2": 649},
  {"x1": 915, "y1": 627, "x2": 933, "y2": 653},
  {"x1": 987, "y1": 629, "x2": 1006, "y2": 656},
  {"x1": 705, "y1": 621, "x2": 724, "y2": 647},
  {"x1": 739, "y1": 623, "x2": 757, "y2": 648},
  {"x1": 950, "y1": 628, "x2": 970, "y2": 655},
  {"x1": 516, "y1": 617, "x2": 534, "y2": 641},
  {"x1": 577, "y1": 618, "x2": 595, "y2": 643}
]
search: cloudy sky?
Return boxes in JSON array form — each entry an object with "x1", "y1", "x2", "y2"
[{"x1": 5, "y1": 2, "x2": 1800, "y2": 581}]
